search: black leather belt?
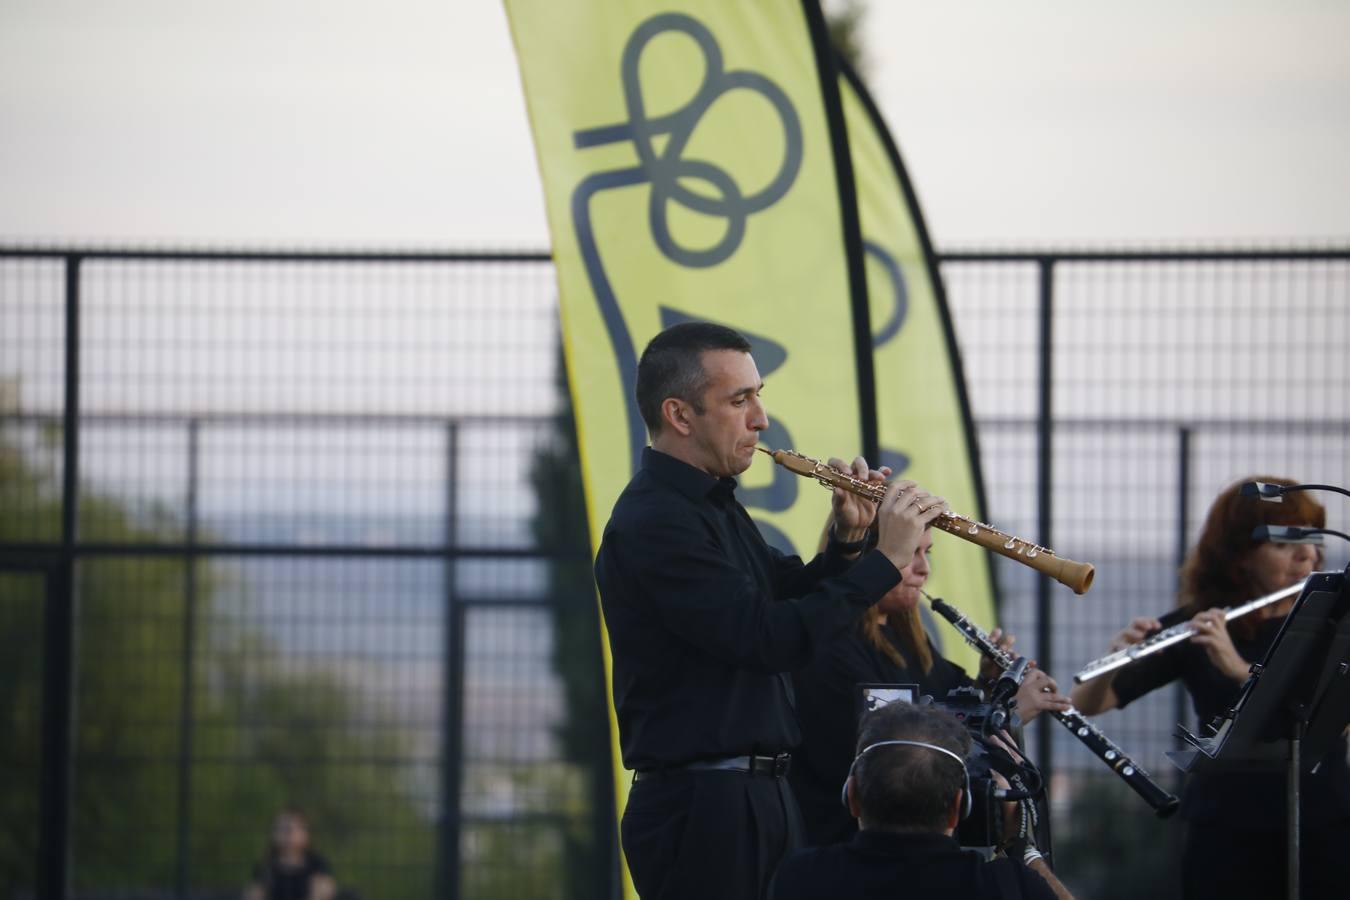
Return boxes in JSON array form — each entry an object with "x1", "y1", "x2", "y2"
[{"x1": 633, "y1": 753, "x2": 791, "y2": 782}]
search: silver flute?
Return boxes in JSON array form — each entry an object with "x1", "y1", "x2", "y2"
[
  {"x1": 1073, "y1": 579, "x2": 1307, "y2": 685},
  {"x1": 926, "y1": 591, "x2": 1180, "y2": 818}
]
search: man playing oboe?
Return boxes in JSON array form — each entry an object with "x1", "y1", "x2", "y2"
[{"x1": 595, "y1": 322, "x2": 947, "y2": 900}]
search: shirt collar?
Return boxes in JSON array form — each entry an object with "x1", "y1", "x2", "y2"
[
  {"x1": 642, "y1": 447, "x2": 738, "y2": 504},
  {"x1": 850, "y1": 829, "x2": 959, "y2": 856}
]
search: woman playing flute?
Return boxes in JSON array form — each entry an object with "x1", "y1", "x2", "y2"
[{"x1": 1070, "y1": 475, "x2": 1343, "y2": 899}]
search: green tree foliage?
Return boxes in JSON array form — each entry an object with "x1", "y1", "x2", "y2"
[
  {"x1": 1053, "y1": 775, "x2": 1184, "y2": 900},
  {"x1": 824, "y1": 0, "x2": 870, "y2": 79},
  {"x1": 0, "y1": 570, "x2": 43, "y2": 894},
  {"x1": 0, "y1": 412, "x2": 434, "y2": 898},
  {"x1": 529, "y1": 349, "x2": 615, "y2": 900}
]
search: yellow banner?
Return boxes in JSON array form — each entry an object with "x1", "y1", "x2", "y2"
[
  {"x1": 504, "y1": 2, "x2": 869, "y2": 893},
  {"x1": 837, "y1": 61, "x2": 999, "y2": 673}
]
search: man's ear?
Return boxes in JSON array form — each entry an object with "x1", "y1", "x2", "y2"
[
  {"x1": 945, "y1": 789, "x2": 963, "y2": 833},
  {"x1": 846, "y1": 776, "x2": 861, "y2": 819},
  {"x1": 661, "y1": 398, "x2": 694, "y2": 436}
]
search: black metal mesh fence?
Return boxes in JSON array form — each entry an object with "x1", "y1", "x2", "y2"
[
  {"x1": 1, "y1": 247, "x2": 1347, "y2": 899},
  {"x1": 943, "y1": 253, "x2": 1350, "y2": 896}
]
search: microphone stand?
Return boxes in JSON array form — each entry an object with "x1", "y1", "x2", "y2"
[
  {"x1": 1241, "y1": 481, "x2": 1350, "y2": 501},
  {"x1": 986, "y1": 656, "x2": 1029, "y2": 735},
  {"x1": 1253, "y1": 525, "x2": 1350, "y2": 545}
]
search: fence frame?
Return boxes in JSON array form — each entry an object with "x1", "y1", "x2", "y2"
[{"x1": 3, "y1": 244, "x2": 1348, "y2": 897}]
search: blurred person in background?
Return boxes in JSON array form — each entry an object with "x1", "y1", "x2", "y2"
[
  {"x1": 243, "y1": 808, "x2": 338, "y2": 900},
  {"x1": 790, "y1": 526, "x2": 1071, "y2": 847},
  {"x1": 1070, "y1": 475, "x2": 1345, "y2": 899}
]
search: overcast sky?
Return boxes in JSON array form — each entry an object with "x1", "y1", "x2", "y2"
[{"x1": 1, "y1": 0, "x2": 1347, "y2": 249}]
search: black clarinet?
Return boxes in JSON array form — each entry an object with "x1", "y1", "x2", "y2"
[{"x1": 926, "y1": 592, "x2": 1181, "y2": 818}]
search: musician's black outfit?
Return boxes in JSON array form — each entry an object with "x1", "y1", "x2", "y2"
[
  {"x1": 1112, "y1": 616, "x2": 1350, "y2": 900},
  {"x1": 768, "y1": 830, "x2": 1058, "y2": 900},
  {"x1": 790, "y1": 619, "x2": 977, "y2": 846},
  {"x1": 250, "y1": 851, "x2": 332, "y2": 900},
  {"x1": 594, "y1": 448, "x2": 900, "y2": 900}
]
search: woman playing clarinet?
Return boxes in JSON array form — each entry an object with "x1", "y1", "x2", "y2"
[
  {"x1": 1070, "y1": 475, "x2": 1345, "y2": 899},
  {"x1": 790, "y1": 526, "x2": 1072, "y2": 848}
]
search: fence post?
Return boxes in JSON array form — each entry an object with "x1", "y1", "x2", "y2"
[
  {"x1": 175, "y1": 417, "x2": 201, "y2": 897},
  {"x1": 1035, "y1": 258, "x2": 1055, "y2": 779},
  {"x1": 1172, "y1": 426, "x2": 1193, "y2": 767},
  {"x1": 39, "y1": 253, "x2": 80, "y2": 899},
  {"x1": 437, "y1": 421, "x2": 463, "y2": 900}
]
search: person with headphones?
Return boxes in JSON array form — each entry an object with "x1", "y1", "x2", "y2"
[{"x1": 768, "y1": 702, "x2": 1073, "y2": 900}]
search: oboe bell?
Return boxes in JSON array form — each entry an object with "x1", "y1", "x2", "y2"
[{"x1": 924, "y1": 590, "x2": 1180, "y2": 818}]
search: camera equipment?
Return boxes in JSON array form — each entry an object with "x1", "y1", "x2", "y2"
[
  {"x1": 925, "y1": 686, "x2": 1044, "y2": 849},
  {"x1": 986, "y1": 656, "x2": 1030, "y2": 732},
  {"x1": 854, "y1": 681, "x2": 1044, "y2": 849}
]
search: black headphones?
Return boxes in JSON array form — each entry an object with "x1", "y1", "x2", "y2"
[{"x1": 840, "y1": 739, "x2": 972, "y2": 821}]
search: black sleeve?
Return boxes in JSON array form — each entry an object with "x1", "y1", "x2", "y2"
[
  {"x1": 606, "y1": 512, "x2": 899, "y2": 673},
  {"x1": 922, "y1": 648, "x2": 977, "y2": 698},
  {"x1": 308, "y1": 852, "x2": 332, "y2": 875},
  {"x1": 768, "y1": 534, "x2": 867, "y2": 602},
  {"x1": 766, "y1": 850, "x2": 815, "y2": 900},
  {"x1": 1110, "y1": 642, "x2": 1186, "y2": 709},
  {"x1": 793, "y1": 629, "x2": 881, "y2": 785}
]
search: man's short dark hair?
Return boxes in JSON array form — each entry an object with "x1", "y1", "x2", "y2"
[
  {"x1": 854, "y1": 702, "x2": 972, "y2": 833},
  {"x1": 635, "y1": 322, "x2": 752, "y2": 436}
]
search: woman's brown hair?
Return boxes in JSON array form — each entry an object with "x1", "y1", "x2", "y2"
[
  {"x1": 1179, "y1": 475, "x2": 1325, "y2": 641},
  {"x1": 816, "y1": 517, "x2": 934, "y2": 674},
  {"x1": 863, "y1": 603, "x2": 934, "y2": 675}
]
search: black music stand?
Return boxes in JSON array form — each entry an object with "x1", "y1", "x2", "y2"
[{"x1": 1165, "y1": 566, "x2": 1350, "y2": 900}]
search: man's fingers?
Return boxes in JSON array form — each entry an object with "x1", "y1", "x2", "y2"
[
  {"x1": 881, "y1": 480, "x2": 917, "y2": 509},
  {"x1": 850, "y1": 456, "x2": 869, "y2": 480},
  {"x1": 917, "y1": 501, "x2": 947, "y2": 525}
]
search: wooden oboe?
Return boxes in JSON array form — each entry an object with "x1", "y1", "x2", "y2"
[
  {"x1": 757, "y1": 447, "x2": 1095, "y2": 594},
  {"x1": 925, "y1": 591, "x2": 1180, "y2": 818}
]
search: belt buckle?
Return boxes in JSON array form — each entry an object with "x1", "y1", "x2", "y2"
[{"x1": 771, "y1": 752, "x2": 791, "y2": 777}]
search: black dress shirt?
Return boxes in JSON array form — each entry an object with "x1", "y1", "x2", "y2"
[
  {"x1": 251, "y1": 852, "x2": 332, "y2": 900},
  {"x1": 791, "y1": 622, "x2": 976, "y2": 846},
  {"x1": 769, "y1": 830, "x2": 1057, "y2": 900},
  {"x1": 1113, "y1": 616, "x2": 1350, "y2": 826},
  {"x1": 595, "y1": 447, "x2": 900, "y2": 770}
]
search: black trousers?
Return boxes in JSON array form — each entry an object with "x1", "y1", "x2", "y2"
[
  {"x1": 1181, "y1": 819, "x2": 1350, "y2": 900},
  {"x1": 621, "y1": 770, "x2": 804, "y2": 900}
]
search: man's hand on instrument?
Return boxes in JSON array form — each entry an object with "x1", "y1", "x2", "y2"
[
  {"x1": 1108, "y1": 616, "x2": 1162, "y2": 653},
  {"x1": 1014, "y1": 668, "x2": 1072, "y2": 723},
  {"x1": 875, "y1": 480, "x2": 947, "y2": 572},
  {"x1": 827, "y1": 456, "x2": 890, "y2": 541},
  {"x1": 1188, "y1": 608, "x2": 1249, "y2": 682}
]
